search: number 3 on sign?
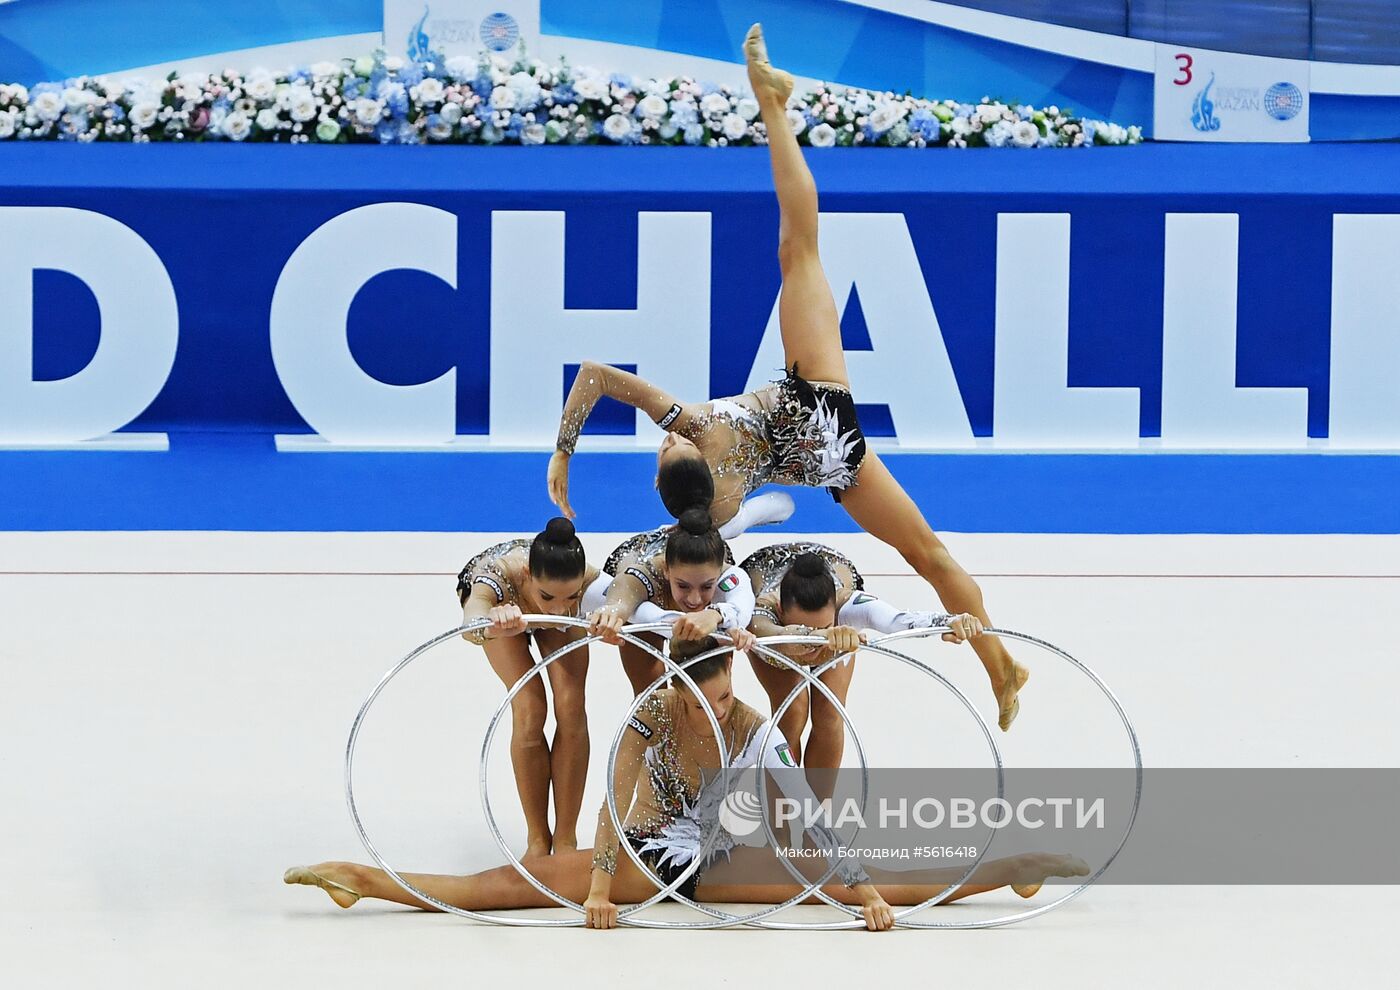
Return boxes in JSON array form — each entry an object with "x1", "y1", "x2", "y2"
[{"x1": 1173, "y1": 54, "x2": 1193, "y2": 85}]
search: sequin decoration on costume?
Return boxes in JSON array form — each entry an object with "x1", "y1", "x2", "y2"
[
  {"x1": 740, "y1": 541, "x2": 865, "y2": 598},
  {"x1": 591, "y1": 691, "x2": 765, "y2": 879},
  {"x1": 457, "y1": 539, "x2": 530, "y2": 605}
]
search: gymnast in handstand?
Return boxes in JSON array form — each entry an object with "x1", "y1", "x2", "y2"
[
  {"x1": 547, "y1": 23, "x2": 1027, "y2": 730},
  {"x1": 285, "y1": 640, "x2": 1087, "y2": 930}
]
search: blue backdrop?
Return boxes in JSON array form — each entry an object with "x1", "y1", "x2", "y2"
[{"x1": 3, "y1": 142, "x2": 1400, "y2": 532}]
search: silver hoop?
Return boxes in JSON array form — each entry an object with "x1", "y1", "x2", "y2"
[
  {"x1": 744, "y1": 637, "x2": 1004, "y2": 930},
  {"x1": 870, "y1": 625, "x2": 1144, "y2": 930}
]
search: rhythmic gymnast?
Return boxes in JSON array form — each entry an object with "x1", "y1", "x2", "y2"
[
  {"x1": 456, "y1": 518, "x2": 610, "y2": 858},
  {"x1": 547, "y1": 23, "x2": 1027, "y2": 731},
  {"x1": 590, "y1": 507, "x2": 758, "y2": 695},
  {"x1": 742, "y1": 542, "x2": 983, "y2": 770},
  {"x1": 285, "y1": 641, "x2": 1089, "y2": 930}
]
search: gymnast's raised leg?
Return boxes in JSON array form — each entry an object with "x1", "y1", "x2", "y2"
[{"x1": 744, "y1": 23, "x2": 1028, "y2": 730}]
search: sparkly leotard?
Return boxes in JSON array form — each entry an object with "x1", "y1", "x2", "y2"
[{"x1": 591, "y1": 689, "x2": 867, "y2": 892}]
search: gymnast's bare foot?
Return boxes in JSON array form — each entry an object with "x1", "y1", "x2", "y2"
[
  {"x1": 284, "y1": 863, "x2": 361, "y2": 908},
  {"x1": 997, "y1": 662, "x2": 1030, "y2": 732},
  {"x1": 524, "y1": 836, "x2": 553, "y2": 862},
  {"x1": 1010, "y1": 853, "x2": 1091, "y2": 898},
  {"x1": 744, "y1": 23, "x2": 794, "y2": 106}
]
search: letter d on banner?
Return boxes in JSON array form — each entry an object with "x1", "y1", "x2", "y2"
[{"x1": 0, "y1": 208, "x2": 178, "y2": 445}]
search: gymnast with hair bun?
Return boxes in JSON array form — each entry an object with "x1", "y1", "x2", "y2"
[
  {"x1": 589, "y1": 507, "x2": 758, "y2": 695},
  {"x1": 547, "y1": 22, "x2": 1027, "y2": 731},
  {"x1": 285, "y1": 638, "x2": 1090, "y2": 929},
  {"x1": 455, "y1": 517, "x2": 611, "y2": 859},
  {"x1": 742, "y1": 542, "x2": 984, "y2": 770}
]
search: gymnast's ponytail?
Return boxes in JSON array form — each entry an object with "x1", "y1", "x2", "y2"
[
  {"x1": 528, "y1": 517, "x2": 587, "y2": 581},
  {"x1": 779, "y1": 552, "x2": 837, "y2": 612},
  {"x1": 664, "y1": 507, "x2": 727, "y2": 568}
]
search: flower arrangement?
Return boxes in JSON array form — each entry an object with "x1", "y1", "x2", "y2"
[{"x1": 0, "y1": 49, "x2": 1142, "y2": 148}]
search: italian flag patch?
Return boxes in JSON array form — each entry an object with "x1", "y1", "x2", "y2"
[
  {"x1": 718, "y1": 574, "x2": 739, "y2": 592},
  {"x1": 852, "y1": 593, "x2": 873, "y2": 605},
  {"x1": 775, "y1": 743, "x2": 796, "y2": 768}
]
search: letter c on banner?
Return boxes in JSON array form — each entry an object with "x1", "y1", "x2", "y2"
[
  {"x1": 0, "y1": 207, "x2": 178, "y2": 443},
  {"x1": 271, "y1": 203, "x2": 458, "y2": 444}
]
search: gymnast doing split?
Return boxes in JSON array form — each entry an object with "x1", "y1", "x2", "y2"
[{"x1": 286, "y1": 640, "x2": 1088, "y2": 930}]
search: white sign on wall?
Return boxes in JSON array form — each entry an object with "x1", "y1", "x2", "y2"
[
  {"x1": 1153, "y1": 43, "x2": 1310, "y2": 143},
  {"x1": 383, "y1": 1, "x2": 540, "y2": 60}
]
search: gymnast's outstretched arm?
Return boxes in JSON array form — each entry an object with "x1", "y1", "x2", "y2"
[{"x1": 550, "y1": 361, "x2": 696, "y2": 518}]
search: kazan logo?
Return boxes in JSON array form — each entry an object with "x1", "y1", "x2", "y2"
[
  {"x1": 480, "y1": 11, "x2": 520, "y2": 52},
  {"x1": 1191, "y1": 73, "x2": 1222, "y2": 133},
  {"x1": 1264, "y1": 82, "x2": 1304, "y2": 121},
  {"x1": 719, "y1": 787, "x2": 764, "y2": 836}
]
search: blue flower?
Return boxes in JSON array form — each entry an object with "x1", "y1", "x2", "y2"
[
  {"x1": 110, "y1": 105, "x2": 127, "y2": 122},
  {"x1": 212, "y1": 97, "x2": 232, "y2": 114},
  {"x1": 670, "y1": 102, "x2": 698, "y2": 127},
  {"x1": 609, "y1": 72, "x2": 633, "y2": 89},
  {"x1": 288, "y1": 67, "x2": 313, "y2": 85},
  {"x1": 341, "y1": 79, "x2": 363, "y2": 101},
  {"x1": 505, "y1": 112, "x2": 525, "y2": 139},
  {"x1": 552, "y1": 82, "x2": 577, "y2": 105},
  {"x1": 683, "y1": 122, "x2": 705, "y2": 145},
  {"x1": 954, "y1": 105, "x2": 972, "y2": 119},
  {"x1": 398, "y1": 62, "x2": 425, "y2": 87},
  {"x1": 909, "y1": 108, "x2": 938, "y2": 140},
  {"x1": 699, "y1": 81, "x2": 720, "y2": 96},
  {"x1": 471, "y1": 73, "x2": 493, "y2": 99},
  {"x1": 374, "y1": 119, "x2": 399, "y2": 144},
  {"x1": 1017, "y1": 104, "x2": 1033, "y2": 121}
]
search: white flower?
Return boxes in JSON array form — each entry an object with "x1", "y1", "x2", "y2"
[
  {"x1": 256, "y1": 107, "x2": 281, "y2": 130},
  {"x1": 222, "y1": 110, "x2": 252, "y2": 141},
  {"x1": 32, "y1": 91, "x2": 64, "y2": 122},
  {"x1": 699, "y1": 92, "x2": 729, "y2": 116},
  {"x1": 439, "y1": 101, "x2": 463, "y2": 126},
  {"x1": 316, "y1": 119, "x2": 341, "y2": 141},
  {"x1": 444, "y1": 55, "x2": 475, "y2": 82},
  {"x1": 383, "y1": 56, "x2": 404, "y2": 72},
  {"x1": 489, "y1": 85, "x2": 516, "y2": 110},
  {"x1": 950, "y1": 116, "x2": 971, "y2": 137},
  {"x1": 574, "y1": 76, "x2": 609, "y2": 101},
  {"x1": 637, "y1": 93, "x2": 668, "y2": 119},
  {"x1": 245, "y1": 72, "x2": 277, "y2": 101},
  {"x1": 287, "y1": 86, "x2": 317, "y2": 122},
  {"x1": 786, "y1": 107, "x2": 807, "y2": 135},
  {"x1": 1012, "y1": 120, "x2": 1039, "y2": 148},
  {"x1": 507, "y1": 71, "x2": 542, "y2": 108},
  {"x1": 128, "y1": 101, "x2": 160, "y2": 130},
  {"x1": 521, "y1": 122, "x2": 547, "y2": 145},
  {"x1": 722, "y1": 113, "x2": 747, "y2": 141},
  {"x1": 415, "y1": 77, "x2": 445, "y2": 105},
  {"x1": 602, "y1": 113, "x2": 634, "y2": 141},
  {"x1": 736, "y1": 97, "x2": 760, "y2": 121},
  {"x1": 310, "y1": 61, "x2": 341, "y2": 80},
  {"x1": 808, "y1": 122, "x2": 836, "y2": 147},
  {"x1": 352, "y1": 98, "x2": 383, "y2": 126},
  {"x1": 0, "y1": 112, "x2": 14, "y2": 139},
  {"x1": 851, "y1": 92, "x2": 873, "y2": 114},
  {"x1": 426, "y1": 116, "x2": 453, "y2": 140},
  {"x1": 985, "y1": 120, "x2": 1013, "y2": 148},
  {"x1": 976, "y1": 103, "x2": 1002, "y2": 125},
  {"x1": 62, "y1": 86, "x2": 90, "y2": 111},
  {"x1": 867, "y1": 103, "x2": 905, "y2": 133}
]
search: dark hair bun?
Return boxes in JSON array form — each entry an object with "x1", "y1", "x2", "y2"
[
  {"x1": 792, "y1": 552, "x2": 827, "y2": 578},
  {"x1": 543, "y1": 516, "x2": 576, "y2": 544},
  {"x1": 678, "y1": 507, "x2": 713, "y2": 536}
]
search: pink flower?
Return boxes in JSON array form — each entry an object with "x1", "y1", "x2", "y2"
[{"x1": 189, "y1": 107, "x2": 210, "y2": 131}]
